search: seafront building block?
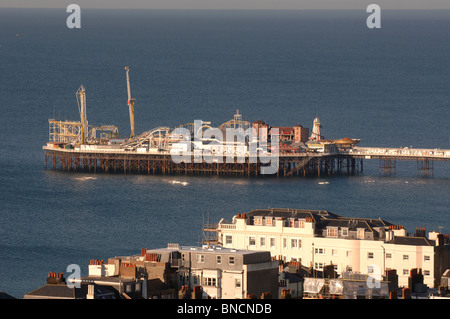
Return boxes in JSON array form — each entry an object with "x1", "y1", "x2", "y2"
[
  {"x1": 132, "y1": 244, "x2": 279, "y2": 299},
  {"x1": 214, "y1": 208, "x2": 450, "y2": 289},
  {"x1": 60, "y1": 244, "x2": 279, "y2": 299}
]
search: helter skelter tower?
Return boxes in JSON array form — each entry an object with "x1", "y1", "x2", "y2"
[{"x1": 309, "y1": 116, "x2": 323, "y2": 141}]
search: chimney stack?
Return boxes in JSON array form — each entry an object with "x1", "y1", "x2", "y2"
[
  {"x1": 47, "y1": 272, "x2": 66, "y2": 285},
  {"x1": 402, "y1": 287, "x2": 411, "y2": 299},
  {"x1": 415, "y1": 227, "x2": 426, "y2": 237}
]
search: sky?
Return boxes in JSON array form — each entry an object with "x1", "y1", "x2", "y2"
[{"x1": 1, "y1": 0, "x2": 450, "y2": 10}]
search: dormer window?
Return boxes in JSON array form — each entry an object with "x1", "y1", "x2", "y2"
[
  {"x1": 357, "y1": 228, "x2": 365, "y2": 239},
  {"x1": 327, "y1": 227, "x2": 338, "y2": 237},
  {"x1": 341, "y1": 228, "x2": 349, "y2": 237}
]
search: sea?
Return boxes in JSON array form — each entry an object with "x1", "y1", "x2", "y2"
[{"x1": 0, "y1": 8, "x2": 449, "y2": 298}]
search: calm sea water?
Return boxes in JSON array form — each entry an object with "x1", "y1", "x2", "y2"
[{"x1": 0, "y1": 9, "x2": 449, "y2": 298}]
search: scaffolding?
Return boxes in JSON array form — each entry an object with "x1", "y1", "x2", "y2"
[
  {"x1": 201, "y1": 212, "x2": 218, "y2": 246},
  {"x1": 48, "y1": 119, "x2": 119, "y2": 145},
  {"x1": 48, "y1": 119, "x2": 81, "y2": 144}
]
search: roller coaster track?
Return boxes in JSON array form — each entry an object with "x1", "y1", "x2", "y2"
[{"x1": 121, "y1": 126, "x2": 172, "y2": 150}]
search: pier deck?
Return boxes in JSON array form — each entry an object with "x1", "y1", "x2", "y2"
[
  {"x1": 43, "y1": 146, "x2": 360, "y2": 177},
  {"x1": 44, "y1": 144, "x2": 450, "y2": 177}
]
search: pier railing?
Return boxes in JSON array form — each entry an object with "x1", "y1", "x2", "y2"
[{"x1": 349, "y1": 147, "x2": 450, "y2": 161}]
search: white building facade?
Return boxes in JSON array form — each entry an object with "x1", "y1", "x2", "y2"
[{"x1": 215, "y1": 209, "x2": 450, "y2": 289}]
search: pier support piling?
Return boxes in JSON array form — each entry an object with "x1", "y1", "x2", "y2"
[
  {"x1": 379, "y1": 158, "x2": 396, "y2": 176},
  {"x1": 417, "y1": 159, "x2": 433, "y2": 177},
  {"x1": 45, "y1": 149, "x2": 448, "y2": 178}
]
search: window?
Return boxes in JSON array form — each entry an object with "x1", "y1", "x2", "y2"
[
  {"x1": 368, "y1": 265, "x2": 375, "y2": 274},
  {"x1": 203, "y1": 278, "x2": 217, "y2": 287},
  {"x1": 197, "y1": 254, "x2": 204, "y2": 263},
  {"x1": 270, "y1": 238, "x2": 276, "y2": 248},
  {"x1": 424, "y1": 270, "x2": 430, "y2": 276},
  {"x1": 229, "y1": 256, "x2": 235, "y2": 265},
  {"x1": 193, "y1": 276, "x2": 199, "y2": 285},
  {"x1": 403, "y1": 269, "x2": 409, "y2": 275},
  {"x1": 332, "y1": 249, "x2": 338, "y2": 256},
  {"x1": 266, "y1": 218, "x2": 273, "y2": 226},
  {"x1": 327, "y1": 228, "x2": 338, "y2": 237},
  {"x1": 315, "y1": 263, "x2": 324, "y2": 270},
  {"x1": 424, "y1": 255, "x2": 430, "y2": 262},
  {"x1": 235, "y1": 278, "x2": 241, "y2": 288},
  {"x1": 386, "y1": 253, "x2": 392, "y2": 259},
  {"x1": 254, "y1": 218, "x2": 262, "y2": 226},
  {"x1": 216, "y1": 255, "x2": 222, "y2": 264},
  {"x1": 315, "y1": 248, "x2": 325, "y2": 255},
  {"x1": 290, "y1": 238, "x2": 301, "y2": 249},
  {"x1": 283, "y1": 238, "x2": 287, "y2": 248},
  {"x1": 368, "y1": 252, "x2": 374, "y2": 259},
  {"x1": 341, "y1": 228, "x2": 348, "y2": 236},
  {"x1": 346, "y1": 251, "x2": 352, "y2": 258},
  {"x1": 249, "y1": 236, "x2": 256, "y2": 246},
  {"x1": 298, "y1": 220, "x2": 305, "y2": 228},
  {"x1": 291, "y1": 239, "x2": 298, "y2": 249},
  {"x1": 260, "y1": 237, "x2": 266, "y2": 247},
  {"x1": 226, "y1": 235, "x2": 232, "y2": 245},
  {"x1": 403, "y1": 255, "x2": 409, "y2": 261}
]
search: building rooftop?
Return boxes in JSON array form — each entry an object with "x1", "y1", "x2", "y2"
[
  {"x1": 221, "y1": 208, "x2": 447, "y2": 246},
  {"x1": 392, "y1": 236, "x2": 436, "y2": 246},
  {"x1": 0, "y1": 292, "x2": 16, "y2": 299},
  {"x1": 244, "y1": 208, "x2": 341, "y2": 220},
  {"x1": 244, "y1": 208, "x2": 393, "y2": 231},
  {"x1": 23, "y1": 283, "x2": 120, "y2": 299},
  {"x1": 147, "y1": 244, "x2": 269, "y2": 256},
  {"x1": 24, "y1": 284, "x2": 83, "y2": 299}
]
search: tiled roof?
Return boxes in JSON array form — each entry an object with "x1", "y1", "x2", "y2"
[
  {"x1": 24, "y1": 284, "x2": 82, "y2": 299},
  {"x1": 392, "y1": 236, "x2": 435, "y2": 246},
  {"x1": 23, "y1": 283, "x2": 121, "y2": 299}
]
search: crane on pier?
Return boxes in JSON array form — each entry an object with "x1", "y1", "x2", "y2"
[
  {"x1": 76, "y1": 85, "x2": 88, "y2": 144},
  {"x1": 125, "y1": 66, "x2": 136, "y2": 139}
]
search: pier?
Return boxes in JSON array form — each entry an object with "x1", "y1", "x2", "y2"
[
  {"x1": 43, "y1": 68, "x2": 450, "y2": 178},
  {"x1": 349, "y1": 147, "x2": 450, "y2": 177},
  {"x1": 43, "y1": 146, "x2": 360, "y2": 177},
  {"x1": 43, "y1": 145, "x2": 449, "y2": 177}
]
